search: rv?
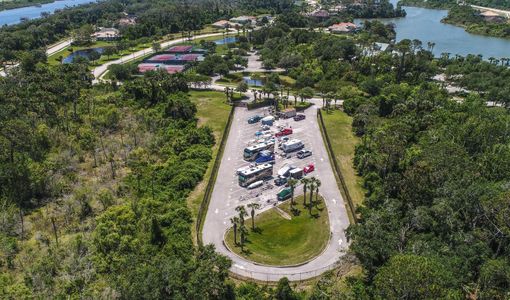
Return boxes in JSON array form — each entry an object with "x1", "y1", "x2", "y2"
[
  {"x1": 281, "y1": 139, "x2": 304, "y2": 153},
  {"x1": 238, "y1": 163, "x2": 273, "y2": 187}
]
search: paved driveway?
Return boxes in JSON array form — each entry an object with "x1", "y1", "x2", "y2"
[{"x1": 202, "y1": 105, "x2": 351, "y2": 281}]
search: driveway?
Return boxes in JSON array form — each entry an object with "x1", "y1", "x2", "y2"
[{"x1": 202, "y1": 105, "x2": 351, "y2": 281}]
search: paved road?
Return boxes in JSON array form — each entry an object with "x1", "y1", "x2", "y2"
[
  {"x1": 202, "y1": 105, "x2": 351, "y2": 281},
  {"x1": 470, "y1": 4, "x2": 510, "y2": 17},
  {"x1": 0, "y1": 38, "x2": 72, "y2": 77}
]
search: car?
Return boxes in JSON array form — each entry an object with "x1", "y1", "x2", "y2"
[
  {"x1": 294, "y1": 114, "x2": 306, "y2": 121},
  {"x1": 280, "y1": 136, "x2": 290, "y2": 142},
  {"x1": 275, "y1": 128, "x2": 293, "y2": 137},
  {"x1": 304, "y1": 163, "x2": 315, "y2": 174},
  {"x1": 274, "y1": 176, "x2": 288, "y2": 186},
  {"x1": 297, "y1": 149, "x2": 312, "y2": 159},
  {"x1": 261, "y1": 124, "x2": 271, "y2": 131},
  {"x1": 277, "y1": 188, "x2": 292, "y2": 201},
  {"x1": 248, "y1": 115, "x2": 262, "y2": 124}
]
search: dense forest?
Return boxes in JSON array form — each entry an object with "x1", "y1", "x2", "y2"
[
  {"x1": 400, "y1": 0, "x2": 510, "y2": 9},
  {"x1": 443, "y1": 5, "x2": 510, "y2": 38}
]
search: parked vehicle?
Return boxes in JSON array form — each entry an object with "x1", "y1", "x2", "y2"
[
  {"x1": 261, "y1": 116, "x2": 275, "y2": 126},
  {"x1": 304, "y1": 163, "x2": 315, "y2": 174},
  {"x1": 255, "y1": 150, "x2": 275, "y2": 164},
  {"x1": 236, "y1": 164, "x2": 255, "y2": 175},
  {"x1": 289, "y1": 168, "x2": 303, "y2": 179},
  {"x1": 277, "y1": 188, "x2": 292, "y2": 201},
  {"x1": 261, "y1": 124, "x2": 271, "y2": 130},
  {"x1": 244, "y1": 141, "x2": 275, "y2": 161},
  {"x1": 279, "y1": 108, "x2": 296, "y2": 119},
  {"x1": 275, "y1": 128, "x2": 293, "y2": 137},
  {"x1": 248, "y1": 115, "x2": 262, "y2": 124},
  {"x1": 274, "y1": 176, "x2": 288, "y2": 186},
  {"x1": 294, "y1": 114, "x2": 306, "y2": 121},
  {"x1": 278, "y1": 164, "x2": 296, "y2": 177},
  {"x1": 297, "y1": 149, "x2": 312, "y2": 159},
  {"x1": 281, "y1": 139, "x2": 304, "y2": 153},
  {"x1": 247, "y1": 180, "x2": 264, "y2": 189},
  {"x1": 238, "y1": 163, "x2": 273, "y2": 187}
]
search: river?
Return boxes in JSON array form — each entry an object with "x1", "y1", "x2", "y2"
[
  {"x1": 0, "y1": 0, "x2": 96, "y2": 26},
  {"x1": 356, "y1": 1, "x2": 510, "y2": 59}
]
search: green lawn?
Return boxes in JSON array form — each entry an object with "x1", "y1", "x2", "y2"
[
  {"x1": 187, "y1": 90, "x2": 231, "y2": 242},
  {"x1": 321, "y1": 110, "x2": 365, "y2": 209},
  {"x1": 225, "y1": 195, "x2": 330, "y2": 266}
]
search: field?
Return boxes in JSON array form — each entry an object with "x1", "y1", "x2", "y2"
[
  {"x1": 225, "y1": 195, "x2": 330, "y2": 266},
  {"x1": 321, "y1": 110, "x2": 364, "y2": 208},
  {"x1": 186, "y1": 90, "x2": 231, "y2": 242}
]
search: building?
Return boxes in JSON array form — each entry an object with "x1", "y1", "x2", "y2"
[
  {"x1": 119, "y1": 16, "x2": 136, "y2": 26},
  {"x1": 230, "y1": 16, "x2": 256, "y2": 25},
  {"x1": 212, "y1": 20, "x2": 236, "y2": 28},
  {"x1": 309, "y1": 10, "x2": 330, "y2": 20},
  {"x1": 328, "y1": 22, "x2": 357, "y2": 33},
  {"x1": 92, "y1": 28, "x2": 120, "y2": 41},
  {"x1": 479, "y1": 10, "x2": 506, "y2": 22},
  {"x1": 328, "y1": 5, "x2": 346, "y2": 14}
]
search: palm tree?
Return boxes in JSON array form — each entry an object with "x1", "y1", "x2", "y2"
[
  {"x1": 239, "y1": 224, "x2": 248, "y2": 251},
  {"x1": 235, "y1": 205, "x2": 248, "y2": 227},
  {"x1": 288, "y1": 178, "x2": 298, "y2": 207},
  {"x1": 301, "y1": 177, "x2": 311, "y2": 207},
  {"x1": 314, "y1": 178, "x2": 321, "y2": 205},
  {"x1": 309, "y1": 177, "x2": 317, "y2": 212},
  {"x1": 230, "y1": 217, "x2": 239, "y2": 245},
  {"x1": 247, "y1": 203, "x2": 260, "y2": 230}
]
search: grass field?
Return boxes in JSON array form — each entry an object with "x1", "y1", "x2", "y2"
[
  {"x1": 321, "y1": 110, "x2": 364, "y2": 209},
  {"x1": 225, "y1": 195, "x2": 330, "y2": 266},
  {"x1": 187, "y1": 90, "x2": 231, "y2": 242}
]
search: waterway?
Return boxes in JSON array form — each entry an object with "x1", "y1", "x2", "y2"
[
  {"x1": 0, "y1": 0, "x2": 96, "y2": 26},
  {"x1": 355, "y1": 1, "x2": 510, "y2": 59},
  {"x1": 214, "y1": 37, "x2": 238, "y2": 45},
  {"x1": 62, "y1": 47, "x2": 104, "y2": 63}
]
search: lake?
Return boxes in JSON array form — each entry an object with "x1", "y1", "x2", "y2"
[
  {"x1": 63, "y1": 47, "x2": 104, "y2": 63},
  {"x1": 355, "y1": 2, "x2": 510, "y2": 59},
  {"x1": 215, "y1": 37, "x2": 238, "y2": 45},
  {"x1": 0, "y1": 0, "x2": 97, "y2": 26}
]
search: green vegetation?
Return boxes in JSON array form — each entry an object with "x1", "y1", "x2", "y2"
[
  {"x1": 321, "y1": 110, "x2": 364, "y2": 208},
  {"x1": 443, "y1": 5, "x2": 510, "y2": 39},
  {"x1": 186, "y1": 90, "x2": 231, "y2": 240},
  {"x1": 0, "y1": 0, "x2": 54, "y2": 11},
  {"x1": 225, "y1": 194, "x2": 329, "y2": 266}
]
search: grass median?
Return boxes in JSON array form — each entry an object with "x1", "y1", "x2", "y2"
[
  {"x1": 321, "y1": 110, "x2": 364, "y2": 209},
  {"x1": 225, "y1": 195, "x2": 330, "y2": 266},
  {"x1": 187, "y1": 90, "x2": 231, "y2": 243}
]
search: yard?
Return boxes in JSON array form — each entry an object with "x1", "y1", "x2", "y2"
[
  {"x1": 321, "y1": 110, "x2": 364, "y2": 209},
  {"x1": 225, "y1": 195, "x2": 330, "y2": 266}
]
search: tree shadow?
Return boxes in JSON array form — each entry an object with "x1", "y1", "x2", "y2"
[{"x1": 252, "y1": 227, "x2": 263, "y2": 234}]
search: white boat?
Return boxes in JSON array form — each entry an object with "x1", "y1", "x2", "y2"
[{"x1": 247, "y1": 180, "x2": 264, "y2": 189}]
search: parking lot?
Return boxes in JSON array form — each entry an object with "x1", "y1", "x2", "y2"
[{"x1": 202, "y1": 105, "x2": 350, "y2": 281}]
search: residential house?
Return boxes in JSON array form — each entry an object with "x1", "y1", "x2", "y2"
[
  {"x1": 328, "y1": 22, "x2": 357, "y2": 34},
  {"x1": 92, "y1": 28, "x2": 120, "y2": 41}
]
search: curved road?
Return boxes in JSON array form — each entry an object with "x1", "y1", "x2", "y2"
[{"x1": 202, "y1": 104, "x2": 351, "y2": 281}]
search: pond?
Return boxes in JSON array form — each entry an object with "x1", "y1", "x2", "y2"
[
  {"x1": 0, "y1": 0, "x2": 97, "y2": 26},
  {"x1": 243, "y1": 76, "x2": 263, "y2": 87},
  {"x1": 355, "y1": 1, "x2": 510, "y2": 59},
  {"x1": 63, "y1": 47, "x2": 104, "y2": 63},
  {"x1": 214, "y1": 37, "x2": 238, "y2": 45}
]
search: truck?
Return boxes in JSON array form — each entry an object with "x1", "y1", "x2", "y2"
[
  {"x1": 289, "y1": 168, "x2": 303, "y2": 179},
  {"x1": 281, "y1": 139, "x2": 304, "y2": 153},
  {"x1": 248, "y1": 115, "x2": 262, "y2": 124},
  {"x1": 255, "y1": 150, "x2": 275, "y2": 164},
  {"x1": 275, "y1": 128, "x2": 293, "y2": 137},
  {"x1": 279, "y1": 108, "x2": 296, "y2": 119},
  {"x1": 261, "y1": 116, "x2": 275, "y2": 126},
  {"x1": 277, "y1": 188, "x2": 292, "y2": 201},
  {"x1": 277, "y1": 164, "x2": 296, "y2": 177}
]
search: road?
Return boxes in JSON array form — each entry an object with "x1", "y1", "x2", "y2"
[
  {"x1": 0, "y1": 38, "x2": 72, "y2": 77},
  {"x1": 470, "y1": 4, "x2": 510, "y2": 18},
  {"x1": 202, "y1": 105, "x2": 351, "y2": 281}
]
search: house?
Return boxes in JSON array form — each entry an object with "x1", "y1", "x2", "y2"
[
  {"x1": 309, "y1": 10, "x2": 330, "y2": 20},
  {"x1": 119, "y1": 16, "x2": 136, "y2": 26},
  {"x1": 479, "y1": 10, "x2": 506, "y2": 23},
  {"x1": 230, "y1": 16, "x2": 256, "y2": 25},
  {"x1": 212, "y1": 20, "x2": 234, "y2": 29},
  {"x1": 328, "y1": 22, "x2": 357, "y2": 33},
  {"x1": 92, "y1": 28, "x2": 120, "y2": 41}
]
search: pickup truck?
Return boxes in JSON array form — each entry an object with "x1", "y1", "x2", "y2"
[
  {"x1": 277, "y1": 188, "x2": 292, "y2": 201},
  {"x1": 275, "y1": 128, "x2": 293, "y2": 137}
]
